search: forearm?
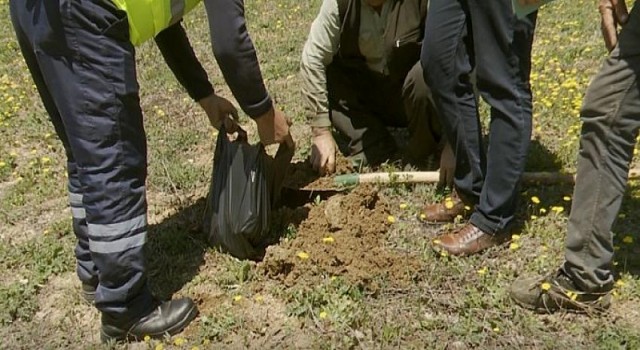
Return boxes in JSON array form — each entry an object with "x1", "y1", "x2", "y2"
[
  {"x1": 203, "y1": 0, "x2": 272, "y2": 119},
  {"x1": 300, "y1": 57, "x2": 332, "y2": 128},
  {"x1": 300, "y1": 0, "x2": 341, "y2": 129},
  {"x1": 155, "y1": 22, "x2": 214, "y2": 102}
]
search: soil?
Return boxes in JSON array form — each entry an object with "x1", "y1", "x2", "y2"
[
  {"x1": 282, "y1": 153, "x2": 354, "y2": 191},
  {"x1": 259, "y1": 185, "x2": 425, "y2": 293}
]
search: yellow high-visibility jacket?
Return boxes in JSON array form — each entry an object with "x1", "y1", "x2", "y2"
[{"x1": 112, "y1": 0, "x2": 202, "y2": 46}]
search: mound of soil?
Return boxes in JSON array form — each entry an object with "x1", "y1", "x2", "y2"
[
  {"x1": 283, "y1": 154, "x2": 354, "y2": 191},
  {"x1": 259, "y1": 185, "x2": 424, "y2": 292}
]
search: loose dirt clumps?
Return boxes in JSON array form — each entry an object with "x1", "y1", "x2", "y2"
[
  {"x1": 283, "y1": 154, "x2": 354, "y2": 191},
  {"x1": 259, "y1": 185, "x2": 424, "y2": 292}
]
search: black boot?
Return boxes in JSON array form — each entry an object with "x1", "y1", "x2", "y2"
[{"x1": 101, "y1": 298, "x2": 198, "y2": 343}]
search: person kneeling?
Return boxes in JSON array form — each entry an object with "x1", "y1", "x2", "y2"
[{"x1": 301, "y1": 0, "x2": 450, "y2": 177}]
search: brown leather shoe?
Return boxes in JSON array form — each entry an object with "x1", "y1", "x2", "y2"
[
  {"x1": 421, "y1": 193, "x2": 470, "y2": 223},
  {"x1": 432, "y1": 224, "x2": 510, "y2": 256}
]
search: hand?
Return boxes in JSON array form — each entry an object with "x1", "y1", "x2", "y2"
[
  {"x1": 311, "y1": 127, "x2": 337, "y2": 176},
  {"x1": 255, "y1": 106, "x2": 295, "y2": 148},
  {"x1": 599, "y1": 0, "x2": 629, "y2": 52},
  {"x1": 438, "y1": 142, "x2": 455, "y2": 188},
  {"x1": 198, "y1": 94, "x2": 240, "y2": 133}
]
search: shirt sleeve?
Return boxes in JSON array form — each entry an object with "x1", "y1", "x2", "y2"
[
  {"x1": 203, "y1": 0, "x2": 273, "y2": 119},
  {"x1": 154, "y1": 22, "x2": 215, "y2": 102},
  {"x1": 300, "y1": 0, "x2": 341, "y2": 128}
]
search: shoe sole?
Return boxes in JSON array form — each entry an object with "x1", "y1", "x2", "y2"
[
  {"x1": 82, "y1": 292, "x2": 95, "y2": 305},
  {"x1": 100, "y1": 304, "x2": 199, "y2": 343},
  {"x1": 510, "y1": 294, "x2": 611, "y2": 315},
  {"x1": 431, "y1": 237, "x2": 511, "y2": 257}
]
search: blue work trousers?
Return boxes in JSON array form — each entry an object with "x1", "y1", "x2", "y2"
[{"x1": 10, "y1": 0, "x2": 154, "y2": 322}]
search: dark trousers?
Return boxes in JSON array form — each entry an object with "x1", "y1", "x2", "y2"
[
  {"x1": 562, "y1": 3, "x2": 640, "y2": 292},
  {"x1": 327, "y1": 62, "x2": 441, "y2": 165},
  {"x1": 10, "y1": 0, "x2": 153, "y2": 322},
  {"x1": 421, "y1": 0, "x2": 536, "y2": 233}
]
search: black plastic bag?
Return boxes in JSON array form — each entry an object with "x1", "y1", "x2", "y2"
[{"x1": 203, "y1": 128, "x2": 293, "y2": 260}]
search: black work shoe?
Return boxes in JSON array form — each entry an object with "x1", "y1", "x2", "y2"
[
  {"x1": 510, "y1": 270, "x2": 611, "y2": 314},
  {"x1": 100, "y1": 298, "x2": 198, "y2": 343},
  {"x1": 81, "y1": 283, "x2": 97, "y2": 304}
]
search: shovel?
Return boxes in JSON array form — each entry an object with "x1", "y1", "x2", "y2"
[{"x1": 332, "y1": 169, "x2": 640, "y2": 186}]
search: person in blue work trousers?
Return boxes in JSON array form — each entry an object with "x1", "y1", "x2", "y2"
[
  {"x1": 420, "y1": 1, "x2": 537, "y2": 256},
  {"x1": 9, "y1": 0, "x2": 293, "y2": 343}
]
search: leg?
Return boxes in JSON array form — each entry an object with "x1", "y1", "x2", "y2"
[
  {"x1": 510, "y1": 1, "x2": 640, "y2": 316},
  {"x1": 327, "y1": 63, "x2": 397, "y2": 165},
  {"x1": 10, "y1": 7, "x2": 98, "y2": 289},
  {"x1": 402, "y1": 62, "x2": 442, "y2": 162},
  {"x1": 563, "y1": 7, "x2": 640, "y2": 292},
  {"x1": 11, "y1": 0, "x2": 153, "y2": 321},
  {"x1": 421, "y1": 0, "x2": 484, "y2": 205},
  {"x1": 11, "y1": 0, "x2": 197, "y2": 341},
  {"x1": 467, "y1": 0, "x2": 537, "y2": 233}
]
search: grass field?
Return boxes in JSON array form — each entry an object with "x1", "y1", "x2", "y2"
[{"x1": 2, "y1": 0, "x2": 640, "y2": 349}]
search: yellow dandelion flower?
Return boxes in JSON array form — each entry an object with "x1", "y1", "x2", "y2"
[
  {"x1": 541, "y1": 282, "x2": 551, "y2": 291},
  {"x1": 387, "y1": 215, "x2": 396, "y2": 223},
  {"x1": 477, "y1": 267, "x2": 488, "y2": 275},
  {"x1": 155, "y1": 344, "x2": 164, "y2": 350},
  {"x1": 419, "y1": 213, "x2": 427, "y2": 220},
  {"x1": 511, "y1": 234, "x2": 521, "y2": 241},
  {"x1": 433, "y1": 239, "x2": 442, "y2": 245},
  {"x1": 319, "y1": 311, "x2": 328, "y2": 319},
  {"x1": 399, "y1": 203, "x2": 408, "y2": 209},
  {"x1": 509, "y1": 242, "x2": 520, "y2": 251},
  {"x1": 530, "y1": 215, "x2": 538, "y2": 220},
  {"x1": 615, "y1": 280, "x2": 625, "y2": 287},
  {"x1": 464, "y1": 205, "x2": 471, "y2": 211},
  {"x1": 623, "y1": 236, "x2": 634, "y2": 244},
  {"x1": 493, "y1": 327, "x2": 500, "y2": 332},
  {"x1": 297, "y1": 251, "x2": 310, "y2": 260},
  {"x1": 322, "y1": 236, "x2": 335, "y2": 243},
  {"x1": 444, "y1": 200, "x2": 454, "y2": 209},
  {"x1": 440, "y1": 250, "x2": 449, "y2": 257},
  {"x1": 174, "y1": 337, "x2": 186, "y2": 346},
  {"x1": 563, "y1": 196, "x2": 571, "y2": 201},
  {"x1": 551, "y1": 206, "x2": 564, "y2": 213},
  {"x1": 531, "y1": 196, "x2": 540, "y2": 204},
  {"x1": 233, "y1": 295, "x2": 243, "y2": 302},
  {"x1": 540, "y1": 208, "x2": 547, "y2": 214},
  {"x1": 144, "y1": 335, "x2": 151, "y2": 342}
]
